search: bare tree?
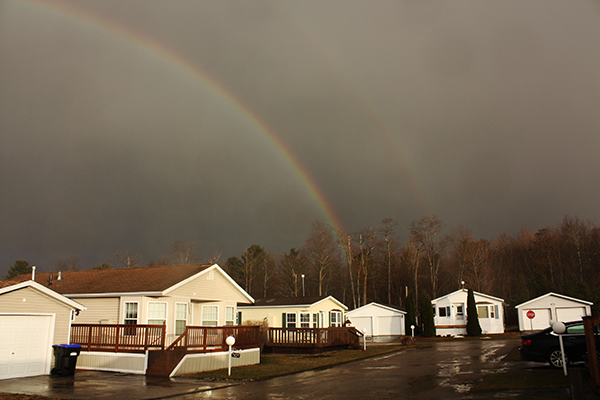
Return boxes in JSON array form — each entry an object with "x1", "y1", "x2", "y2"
[
  {"x1": 303, "y1": 221, "x2": 340, "y2": 297},
  {"x1": 279, "y1": 248, "x2": 306, "y2": 297},
  {"x1": 170, "y1": 241, "x2": 201, "y2": 265},
  {"x1": 410, "y1": 215, "x2": 447, "y2": 298},
  {"x1": 380, "y1": 218, "x2": 399, "y2": 305},
  {"x1": 113, "y1": 251, "x2": 143, "y2": 268},
  {"x1": 338, "y1": 231, "x2": 358, "y2": 309},
  {"x1": 241, "y1": 244, "x2": 266, "y2": 297},
  {"x1": 54, "y1": 256, "x2": 81, "y2": 272},
  {"x1": 356, "y1": 228, "x2": 377, "y2": 307}
]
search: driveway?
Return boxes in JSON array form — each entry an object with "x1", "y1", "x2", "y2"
[
  {"x1": 0, "y1": 338, "x2": 532, "y2": 400},
  {"x1": 171, "y1": 338, "x2": 524, "y2": 400}
]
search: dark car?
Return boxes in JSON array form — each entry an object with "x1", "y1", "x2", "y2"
[{"x1": 520, "y1": 320, "x2": 600, "y2": 368}]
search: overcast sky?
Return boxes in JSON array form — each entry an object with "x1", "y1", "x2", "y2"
[{"x1": 2, "y1": 0, "x2": 600, "y2": 276}]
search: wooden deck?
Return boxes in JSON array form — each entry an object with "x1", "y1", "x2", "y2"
[
  {"x1": 70, "y1": 324, "x2": 261, "y2": 377},
  {"x1": 70, "y1": 324, "x2": 166, "y2": 353},
  {"x1": 264, "y1": 327, "x2": 363, "y2": 354}
]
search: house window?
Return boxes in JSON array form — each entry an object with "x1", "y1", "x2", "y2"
[
  {"x1": 300, "y1": 313, "x2": 310, "y2": 328},
  {"x1": 124, "y1": 302, "x2": 138, "y2": 324},
  {"x1": 439, "y1": 306, "x2": 450, "y2": 317},
  {"x1": 124, "y1": 302, "x2": 138, "y2": 335},
  {"x1": 286, "y1": 313, "x2": 297, "y2": 328},
  {"x1": 312, "y1": 313, "x2": 319, "y2": 328},
  {"x1": 494, "y1": 305, "x2": 500, "y2": 319},
  {"x1": 202, "y1": 305, "x2": 219, "y2": 326},
  {"x1": 148, "y1": 302, "x2": 167, "y2": 325},
  {"x1": 330, "y1": 311, "x2": 342, "y2": 327},
  {"x1": 477, "y1": 305, "x2": 489, "y2": 319},
  {"x1": 225, "y1": 306, "x2": 235, "y2": 326},
  {"x1": 489, "y1": 305, "x2": 495, "y2": 319},
  {"x1": 456, "y1": 304, "x2": 464, "y2": 318},
  {"x1": 175, "y1": 303, "x2": 187, "y2": 335}
]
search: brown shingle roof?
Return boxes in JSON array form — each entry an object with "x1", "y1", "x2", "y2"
[
  {"x1": 2, "y1": 264, "x2": 212, "y2": 295},
  {"x1": 252, "y1": 296, "x2": 327, "y2": 307}
]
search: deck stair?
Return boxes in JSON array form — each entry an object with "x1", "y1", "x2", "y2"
[{"x1": 146, "y1": 348, "x2": 187, "y2": 377}]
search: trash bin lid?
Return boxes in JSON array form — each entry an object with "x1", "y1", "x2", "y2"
[{"x1": 53, "y1": 344, "x2": 82, "y2": 348}]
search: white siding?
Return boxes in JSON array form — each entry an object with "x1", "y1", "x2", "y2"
[
  {"x1": 172, "y1": 348, "x2": 260, "y2": 376},
  {"x1": 0, "y1": 287, "x2": 72, "y2": 344},
  {"x1": 72, "y1": 297, "x2": 119, "y2": 324}
]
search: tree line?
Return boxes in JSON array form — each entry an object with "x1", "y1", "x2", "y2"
[
  {"x1": 222, "y1": 215, "x2": 600, "y2": 328},
  {"x1": 4, "y1": 215, "x2": 600, "y2": 327}
]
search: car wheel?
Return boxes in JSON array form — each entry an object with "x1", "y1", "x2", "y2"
[{"x1": 547, "y1": 348, "x2": 568, "y2": 368}]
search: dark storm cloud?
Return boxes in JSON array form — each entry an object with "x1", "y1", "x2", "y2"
[{"x1": 1, "y1": 0, "x2": 600, "y2": 275}]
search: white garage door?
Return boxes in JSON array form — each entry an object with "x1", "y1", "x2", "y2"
[
  {"x1": 0, "y1": 315, "x2": 53, "y2": 380},
  {"x1": 377, "y1": 316, "x2": 403, "y2": 336},
  {"x1": 556, "y1": 307, "x2": 587, "y2": 323},
  {"x1": 349, "y1": 316, "x2": 373, "y2": 336},
  {"x1": 522, "y1": 309, "x2": 552, "y2": 331}
]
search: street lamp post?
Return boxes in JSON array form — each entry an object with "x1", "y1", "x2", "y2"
[{"x1": 226, "y1": 336, "x2": 236, "y2": 376}]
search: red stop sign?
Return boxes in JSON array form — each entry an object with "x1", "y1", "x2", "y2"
[{"x1": 526, "y1": 310, "x2": 535, "y2": 319}]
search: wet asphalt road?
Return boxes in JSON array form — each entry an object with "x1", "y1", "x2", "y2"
[
  {"x1": 0, "y1": 338, "x2": 532, "y2": 400},
  {"x1": 168, "y1": 338, "x2": 522, "y2": 400}
]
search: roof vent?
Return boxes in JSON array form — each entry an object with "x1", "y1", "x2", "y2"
[
  {"x1": 58, "y1": 271, "x2": 62, "y2": 281},
  {"x1": 31, "y1": 266, "x2": 36, "y2": 281}
]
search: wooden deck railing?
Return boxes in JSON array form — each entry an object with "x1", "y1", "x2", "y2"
[
  {"x1": 167, "y1": 325, "x2": 260, "y2": 353},
  {"x1": 70, "y1": 324, "x2": 166, "y2": 353},
  {"x1": 266, "y1": 327, "x2": 362, "y2": 350}
]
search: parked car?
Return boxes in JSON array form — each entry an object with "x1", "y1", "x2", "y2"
[{"x1": 520, "y1": 320, "x2": 600, "y2": 368}]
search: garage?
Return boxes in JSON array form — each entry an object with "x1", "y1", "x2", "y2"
[
  {"x1": 0, "y1": 280, "x2": 86, "y2": 380},
  {"x1": 346, "y1": 303, "x2": 406, "y2": 342},
  {"x1": 0, "y1": 314, "x2": 54, "y2": 380},
  {"x1": 516, "y1": 292, "x2": 593, "y2": 332}
]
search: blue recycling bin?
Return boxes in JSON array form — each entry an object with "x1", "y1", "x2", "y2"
[{"x1": 51, "y1": 344, "x2": 81, "y2": 376}]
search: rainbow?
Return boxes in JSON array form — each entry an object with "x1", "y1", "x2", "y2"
[{"x1": 10, "y1": 0, "x2": 347, "y2": 235}]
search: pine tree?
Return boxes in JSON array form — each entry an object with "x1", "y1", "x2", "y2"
[
  {"x1": 3, "y1": 260, "x2": 31, "y2": 280},
  {"x1": 420, "y1": 291, "x2": 435, "y2": 337},
  {"x1": 466, "y1": 288, "x2": 482, "y2": 336}
]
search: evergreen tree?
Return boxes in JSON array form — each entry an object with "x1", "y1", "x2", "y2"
[
  {"x1": 419, "y1": 290, "x2": 435, "y2": 337},
  {"x1": 405, "y1": 289, "x2": 417, "y2": 335},
  {"x1": 466, "y1": 288, "x2": 482, "y2": 336},
  {"x1": 3, "y1": 260, "x2": 31, "y2": 280}
]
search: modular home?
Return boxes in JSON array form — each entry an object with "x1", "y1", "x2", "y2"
[
  {"x1": 432, "y1": 289, "x2": 505, "y2": 336},
  {"x1": 238, "y1": 295, "x2": 347, "y2": 328}
]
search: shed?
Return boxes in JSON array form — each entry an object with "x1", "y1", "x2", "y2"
[
  {"x1": 345, "y1": 303, "x2": 406, "y2": 342},
  {"x1": 0, "y1": 280, "x2": 86, "y2": 380},
  {"x1": 515, "y1": 292, "x2": 593, "y2": 332}
]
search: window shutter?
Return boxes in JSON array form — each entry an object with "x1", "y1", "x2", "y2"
[
  {"x1": 329, "y1": 311, "x2": 332, "y2": 327},
  {"x1": 237, "y1": 312, "x2": 242, "y2": 325},
  {"x1": 282, "y1": 313, "x2": 286, "y2": 328}
]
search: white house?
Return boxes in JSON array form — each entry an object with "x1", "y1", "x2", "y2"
[
  {"x1": 432, "y1": 289, "x2": 505, "y2": 336},
  {"x1": 346, "y1": 303, "x2": 406, "y2": 342},
  {"x1": 515, "y1": 292, "x2": 593, "y2": 332},
  {"x1": 3, "y1": 264, "x2": 259, "y2": 376}
]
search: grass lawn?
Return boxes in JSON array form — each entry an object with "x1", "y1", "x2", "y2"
[{"x1": 180, "y1": 344, "x2": 406, "y2": 381}]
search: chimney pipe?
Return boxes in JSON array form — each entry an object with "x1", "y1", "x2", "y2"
[
  {"x1": 31, "y1": 266, "x2": 36, "y2": 281},
  {"x1": 58, "y1": 271, "x2": 62, "y2": 281}
]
